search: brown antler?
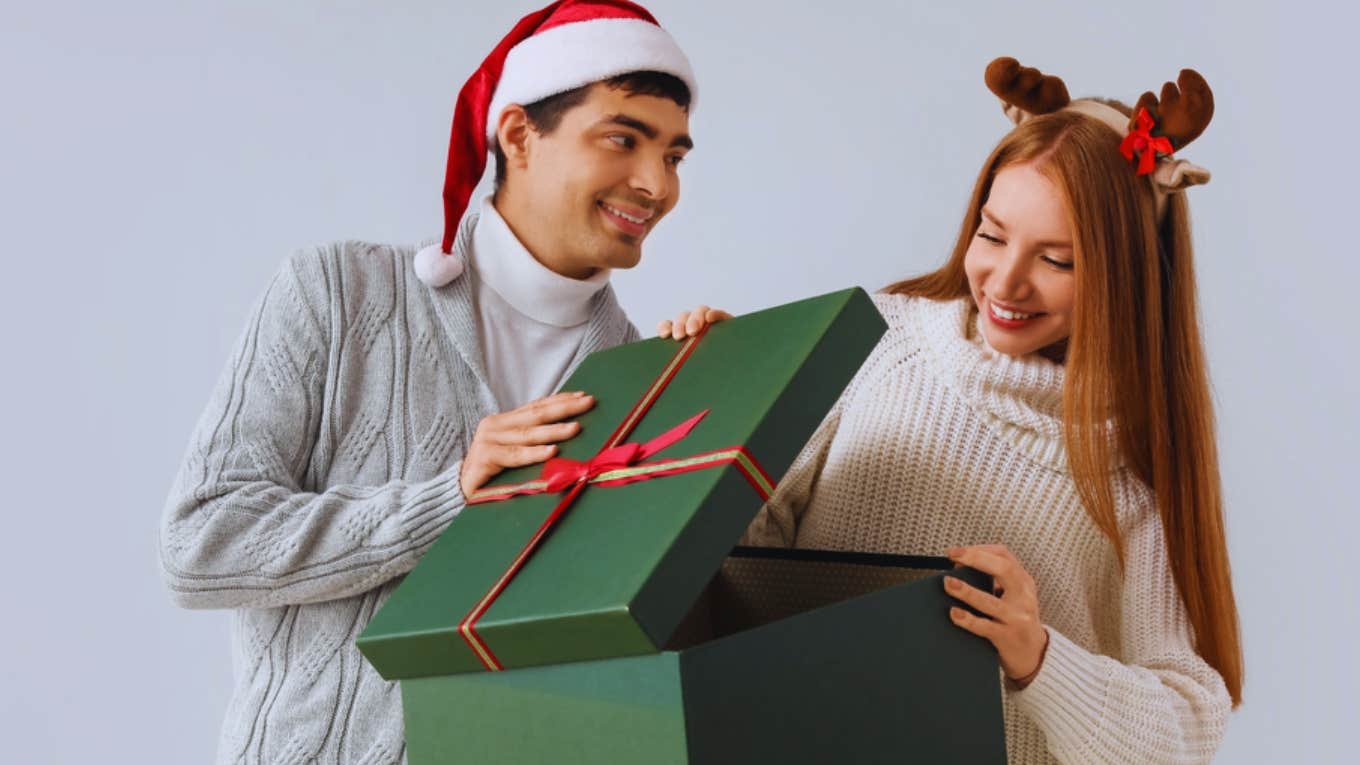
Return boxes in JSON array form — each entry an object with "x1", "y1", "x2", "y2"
[
  {"x1": 1131, "y1": 69, "x2": 1214, "y2": 150},
  {"x1": 984, "y1": 57, "x2": 1071, "y2": 117}
]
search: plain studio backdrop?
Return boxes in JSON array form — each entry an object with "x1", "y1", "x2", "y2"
[{"x1": 2, "y1": 1, "x2": 1354, "y2": 762}]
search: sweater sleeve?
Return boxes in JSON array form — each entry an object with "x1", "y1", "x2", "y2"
[
  {"x1": 739, "y1": 401, "x2": 844, "y2": 547},
  {"x1": 159, "y1": 248, "x2": 467, "y2": 610},
  {"x1": 1009, "y1": 493, "x2": 1232, "y2": 764}
]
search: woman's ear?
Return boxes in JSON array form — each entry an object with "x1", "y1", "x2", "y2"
[{"x1": 495, "y1": 105, "x2": 532, "y2": 174}]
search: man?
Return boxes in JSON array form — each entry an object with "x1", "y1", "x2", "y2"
[{"x1": 160, "y1": 2, "x2": 721, "y2": 761}]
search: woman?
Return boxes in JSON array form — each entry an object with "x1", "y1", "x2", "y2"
[{"x1": 661, "y1": 58, "x2": 1241, "y2": 764}]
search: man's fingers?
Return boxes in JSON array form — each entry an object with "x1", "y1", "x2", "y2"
[
  {"x1": 494, "y1": 421, "x2": 581, "y2": 446},
  {"x1": 500, "y1": 393, "x2": 596, "y2": 427},
  {"x1": 463, "y1": 397, "x2": 586, "y2": 495},
  {"x1": 495, "y1": 443, "x2": 558, "y2": 468},
  {"x1": 661, "y1": 306, "x2": 732, "y2": 340},
  {"x1": 685, "y1": 305, "x2": 711, "y2": 335}
]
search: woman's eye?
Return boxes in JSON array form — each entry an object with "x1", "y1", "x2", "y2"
[
  {"x1": 977, "y1": 232, "x2": 1003, "y2": 245},
  {"x1": 1041, "y1": 255, "x2": 1074, "y2": 270}
]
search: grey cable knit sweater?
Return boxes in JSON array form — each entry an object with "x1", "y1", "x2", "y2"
[{"x1": 160, "y1": 212, "x2": 640, "y2": 764}]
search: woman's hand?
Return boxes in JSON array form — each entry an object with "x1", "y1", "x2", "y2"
[
  {"x1": 656, "y1": 305, "x2": 733, "y2": 340},
  {"x1": 945, "y1": 544, "x2": 1050, "y2": 685}
]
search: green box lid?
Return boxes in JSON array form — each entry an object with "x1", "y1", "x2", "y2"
[{"x1": 357, "y1": 287, "x2": 887, "y2": 679}]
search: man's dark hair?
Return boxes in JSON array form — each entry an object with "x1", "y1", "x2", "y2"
[{"x1": 492, "y1": 71, "x2": 691, "y2": 188}]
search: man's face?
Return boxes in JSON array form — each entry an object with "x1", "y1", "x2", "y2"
[{"x1": 515, "y1": 83, "x2": 692, "y2": 276}]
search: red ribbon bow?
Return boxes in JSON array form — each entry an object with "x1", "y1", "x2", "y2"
[
  {"x1": 539, "y1": 410, "x2": 709, "y2": 493},
  {"x1": 1119, "y1": 107, "x2": 1174, "y2": 176}
]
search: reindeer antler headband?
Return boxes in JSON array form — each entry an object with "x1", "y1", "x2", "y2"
[{"x1": 983, "y1": 57, "x2": 1214, "y2": 219}]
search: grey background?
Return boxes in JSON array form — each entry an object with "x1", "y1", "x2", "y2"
[{"x1": 3, "y1": 1, "x2": 1354, "y2": 762}]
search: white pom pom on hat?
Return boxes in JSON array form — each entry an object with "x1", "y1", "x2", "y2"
[
  {"x1": 414, "y1": 0, "x2": 696, "y2": 287},
  {"x1": 414, "y1": 243, "x2": 466, "y2": 287}
]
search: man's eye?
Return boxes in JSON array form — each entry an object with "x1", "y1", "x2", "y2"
[
  {"x1": 977, "y1": 232, "x2": 1003, "y2": 245},
  {"x1": 608, "y1": 134, "x2": 634, "y2": 149},
  {"x1": 668, "y1": 154, "x2": 686, "y2": 166}
]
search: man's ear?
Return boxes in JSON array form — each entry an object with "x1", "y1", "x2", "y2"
[{"x1": 495, "y1": 105, "x2": 533, "y2": 173}]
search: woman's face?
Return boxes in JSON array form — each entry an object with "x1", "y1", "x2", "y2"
[{"x1": 964, "y1": 163, "x2": 1076, "y2": 361}]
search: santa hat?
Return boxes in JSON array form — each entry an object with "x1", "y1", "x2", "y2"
[{"x1": 414, "y1": 0, "x2": 698, "y2": 287}]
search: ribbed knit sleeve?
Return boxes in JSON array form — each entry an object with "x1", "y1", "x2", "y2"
[
  {"x1": 1009, "y1": 490, "x2": 1232, "y2": 764},
  {"x1": 159, "y1": 247, "x2": 467, "y2": 610}
]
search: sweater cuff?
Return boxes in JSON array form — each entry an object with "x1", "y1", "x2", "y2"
[
  {"x1": 1009, "y1": 626, "x2": 1111, "y2": 757},
  {"x1": 399, "y1": 460, "x2": 468, "y2": 537}
]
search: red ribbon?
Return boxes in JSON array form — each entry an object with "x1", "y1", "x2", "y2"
[
  {"x1": 455, "y1": 327, "x2": 774, "y2": 672},
  {"x1": 1119, "y1": 107, "x2": 1174, "y2": 176},
  {"x1": 538, "y1": 410, "x2": 710, "y2": 493}
]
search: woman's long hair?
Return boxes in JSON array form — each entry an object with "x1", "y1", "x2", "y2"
[{"x1": 888, "y1": 107, "x2": 1243, "y2": 705}]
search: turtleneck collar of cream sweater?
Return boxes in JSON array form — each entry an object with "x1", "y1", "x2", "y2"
[{"x1": 909, "y1": 296, "x2": 1070, "y2": 471}]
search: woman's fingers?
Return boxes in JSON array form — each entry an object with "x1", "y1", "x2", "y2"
[
  {"x1": 944, "y1": 576, "x2": 1014, "y2": 622},
  {"x1": 944, "y1": 544, "x2": 1048, "y2": 681},
  {"x1": 948, "y1": 546, "x2": 1017, "y2": 586},
  {"x1": 949, "y1": 606, "x2": 1002, "y2": 640}
]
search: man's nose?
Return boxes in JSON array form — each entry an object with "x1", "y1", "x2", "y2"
[{"x1": 629, "y1": 154, "x2": 671, "y2": 203}]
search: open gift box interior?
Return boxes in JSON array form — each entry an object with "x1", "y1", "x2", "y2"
[{"x1": 666, "y1": 546, "x2": 963, "y2": 650}]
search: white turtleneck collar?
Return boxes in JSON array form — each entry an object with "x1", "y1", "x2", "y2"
[
  {"x1": 907, "y1": 296, "x2": 1071, "y2": 469},
  {"x1": 470, "y1": 196, "x2": 610, "y2": 328}
]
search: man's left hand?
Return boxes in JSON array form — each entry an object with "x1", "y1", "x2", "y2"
[{"x1": 657, "y1": 305, "x2": 733, "y2": 340}]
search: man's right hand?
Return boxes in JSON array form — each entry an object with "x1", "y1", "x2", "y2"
[{"x1": 460, "y1": 391, "x2": 597, "y2": 497}]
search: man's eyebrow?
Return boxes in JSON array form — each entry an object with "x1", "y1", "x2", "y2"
[
  {"x1": 598, "y1": 113, "x2": 694, "y2": 151},
  {"x1": 600, "y1": 114, "x2": 658, "y2": 138}
]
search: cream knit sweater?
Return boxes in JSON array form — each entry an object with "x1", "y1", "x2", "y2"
[{"x1": 742, "y1": 293, "x2": 1232, "y2": 764}]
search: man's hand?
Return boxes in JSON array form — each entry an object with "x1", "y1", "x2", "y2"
[
  {"x1": 460, "y1": 392, "x2": 597, "y2": 497},
  {"x1": 656, "y1": 305, "x2": 733, "y2": 340}
]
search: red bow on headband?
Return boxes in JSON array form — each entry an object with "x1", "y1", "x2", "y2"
[{"x1": 1119, "y1": 107, "x2": 1174, "y2": 176}]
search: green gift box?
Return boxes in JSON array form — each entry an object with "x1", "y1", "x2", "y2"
[{"x1": 358, "y1": 288, "x2": 1006, "y2": 762}]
